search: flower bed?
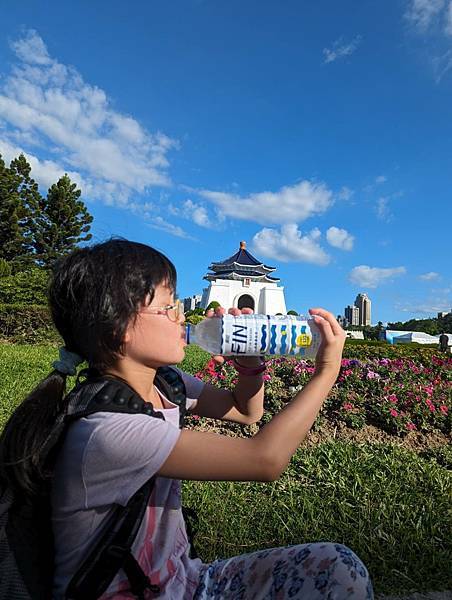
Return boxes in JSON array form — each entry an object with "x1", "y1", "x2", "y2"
[{"x1": 190, "y1": 347, "x2": 452, "y2": 438}]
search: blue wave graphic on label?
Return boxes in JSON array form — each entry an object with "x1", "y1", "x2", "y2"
[
  {"x1": 280, "y1": 325, "x2": 287, "y2": 354},
  {"x1": 269, "y1": 325, "x2": 277, "y2": 354},
  {"x1": 290, "y1": 325, "x2": 297, "y2": 355},
  {"x1": 260, "y1": 325, "x2": 267, "y2": 352}
]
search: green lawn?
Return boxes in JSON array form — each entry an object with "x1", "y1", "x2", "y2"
[{"x1": 1, "y1": 343, "x2": 451, "y2": 595}]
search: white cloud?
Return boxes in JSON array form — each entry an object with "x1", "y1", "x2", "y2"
[
  {"x1": 349, "y1": 265, "x2": 406, "y2": 288},
  {"x1": 11, "y1": 30, "x2": 52, "y2": 65},
  {"x1": 251, "y1": 224, "x2": 330, "y2": 265},
  {"x1": 445, "y1": 1, "x2": 452, "y2": 34},
  {"x1": 375, "y1": 175, "x2": 387, "y2": 184},
  {"x1": 198, "y1": 180, "x2": 333, "y2": 226},
  {"x1": 326, "y1": 226, "x2": 354, "y2": 251},
  {"x1": 376, "y1": 197, "x2": 391, "y2": 221},
  {"x1": 338, "y1": 186, "x2": 354, "y2": 201},
  {"x1": 0, "y1": 30, "x2": 178, "y2": 205},
  {"x1": 405, "y1": 0, "x2": 445, "y2": 31},
  {"x1": 0, "y1": 137, "x2": 86, "y2": 191},
  {"x1": 419, "y1": 271, "x2": 440, "y2": 280},
  {"x1": 433, "y1": 48, "x2": 452, "y2": 80},
  {"x1": 169, "y1": 199, "x2": 214, "y2": 228},
  {"x1": 323, "y1": 36, "x2": 362, "y2": 64},
  {"x1": 399, "y1": 300, "x2": 451, "y2": 314},
  {"x1": 146, "y1": 217, "x2": 194, "y2": 240}
]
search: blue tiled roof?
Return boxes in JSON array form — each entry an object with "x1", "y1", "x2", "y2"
[{"x1": 211, "y1": 248, "x2": 275, "y2": 270}]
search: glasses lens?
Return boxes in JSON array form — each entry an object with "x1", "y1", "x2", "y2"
[
  {"x1": 176, "y1": 299, "x2": 182, "y2": 320},
  {"x1": 168, "y1": 300, "x2": 181, "y2": 321}
]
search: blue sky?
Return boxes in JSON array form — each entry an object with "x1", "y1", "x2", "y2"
[{"x1": 0, "y1": 0, "x2": 451, "y2": 324}]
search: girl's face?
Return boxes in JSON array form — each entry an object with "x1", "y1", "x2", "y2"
[{"x1": 122, "y1": 282, "x2": 186, "y2": 368}]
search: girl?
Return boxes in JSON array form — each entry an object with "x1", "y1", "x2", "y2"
[{"x1": 1, "y1": 239, "x2": 373, "y2": 599}]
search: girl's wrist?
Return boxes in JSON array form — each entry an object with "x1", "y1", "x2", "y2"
[{"x1": 232, "y1": 357, "x2": 266, "y2": 376}]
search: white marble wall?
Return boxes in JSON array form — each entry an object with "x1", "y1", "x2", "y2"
[{"x1": 201, "y1": 279, "x2": 287, "y2": 315}]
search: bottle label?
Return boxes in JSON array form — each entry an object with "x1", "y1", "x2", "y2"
[{"x1": 221, "y1": 315, "x2": 320, "y2": 356}]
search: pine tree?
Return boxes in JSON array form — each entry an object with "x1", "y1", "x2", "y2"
[
  {"x1": 9, "y1": 154, "x2": 42, "y2": 269},
  {"x1": 33, "y1": 174, "x2": 93, "y2": 267},
  {"x1": 0, "y1": 154, "x2": 27, "y2": 266}
]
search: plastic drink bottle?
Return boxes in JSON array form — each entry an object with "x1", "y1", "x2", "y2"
[{"x1": 185, "y1": 314, "x2": 322, "y2": 358}]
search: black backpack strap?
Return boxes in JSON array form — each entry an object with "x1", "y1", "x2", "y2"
[
  {"x1": 66, "y1": 479, "x2": 157, "y2": 600},
  {"x1": 155, "y1": 366, "x2": 187, "y2": 428},
  {"x1": 64, "y1": 377, "x2": 165, "y2": 422}
]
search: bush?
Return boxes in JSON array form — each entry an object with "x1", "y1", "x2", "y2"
[
  {"x1": 0, "y1": 268, "x2": 49, "y2": 304},
  {"x1": 0, "y1": 303, "x2": 60, "y2": 344},
  {"x1": 185, "y1": 314, "x2": 205, "y2": 325},
  {"x1": 206, "y1": 301, "x2": 220, "y2": 312},
  {"x1": 0, "y1": 259, "x2": 12, "y2": 278}
]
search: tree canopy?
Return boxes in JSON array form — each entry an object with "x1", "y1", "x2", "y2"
[{"x1": 0, "y1": 154, "x2": 93, "y2": 270}]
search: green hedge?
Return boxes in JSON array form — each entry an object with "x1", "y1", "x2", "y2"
[
  {"x1": 0, "y1": 268, "x2": 49, "y2": 304},
  {"x1": 0, "y1": 304, "x2": 60, "y2": 344}
]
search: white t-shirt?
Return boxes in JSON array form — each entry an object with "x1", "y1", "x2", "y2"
[{"x1": 51, "y1": 369, "x2": 205, "y2": 599}]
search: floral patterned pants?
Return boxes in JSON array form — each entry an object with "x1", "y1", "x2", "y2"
[{"x1": 193, "y1": 542, "x2": 373, "y2": 599}]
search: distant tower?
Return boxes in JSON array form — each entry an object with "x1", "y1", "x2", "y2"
[
  {"x1": 345, "y1": 305, "x2": 360, "y2": 326},
  {"x1": 354, "y1": 293, "x2": 371, "y2": 326},
  {"x1": 200, "y1": 241, "x2": 287, "y2": 314}
]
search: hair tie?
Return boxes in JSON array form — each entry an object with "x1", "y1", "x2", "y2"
[{"x1": 52, "y1": 347, "x2": 84, "y2": 376}]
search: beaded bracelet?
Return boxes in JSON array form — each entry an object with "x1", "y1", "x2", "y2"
[{"x1": 232, "y1": 357, "x2": 266, "y2": 376}]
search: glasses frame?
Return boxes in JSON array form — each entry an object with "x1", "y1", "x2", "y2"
[{"x1": 141, "y1": 298, "x2": 183, "y2": 322}]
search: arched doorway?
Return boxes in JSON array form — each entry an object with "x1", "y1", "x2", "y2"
[{"x1": 237, "y1": 294, "x2": 255, "y2": 310}]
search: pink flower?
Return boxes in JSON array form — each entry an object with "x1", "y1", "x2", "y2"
[
  {"x1": 440, "y1": 405, "x2": 448, "y2": 415},
  {"x1": 366, "y1": 371, "x2": 380, "y2": 380},
  {"x1": 343, "y1": 403, "x2": 354, "y2": 411},
  {"x1": 389, "y1": 409, "x2": 399, "y2": 417},
  {"x1": 263, "y1": 373, "x2": 271, "y2": 381},
  {"x1": 388, "y1": 394, "x2": 398, "y2": 404},
  {"x1": 406, "y1": 422, "x2": 417, "y2": 431}
]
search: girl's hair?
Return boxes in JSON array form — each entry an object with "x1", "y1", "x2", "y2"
[{"x1": 0, "y1": 239, "x2": 177, "y2": 495}]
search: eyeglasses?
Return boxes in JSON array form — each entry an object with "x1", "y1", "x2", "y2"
[{"x1": 141, "y1": 298, "x2": 184, "y2": 322}]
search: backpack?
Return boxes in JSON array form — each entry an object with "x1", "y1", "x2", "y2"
[{"x1": 0, "y1": 366, "x2": 196, "y2": 600}]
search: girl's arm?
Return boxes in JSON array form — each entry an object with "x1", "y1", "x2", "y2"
[
  {"x1": 188, "y1": 357, "x2": 264, "y2": 425},
  {"x1": 158, "y1": 308, "x2": 345, "y2": 482}
]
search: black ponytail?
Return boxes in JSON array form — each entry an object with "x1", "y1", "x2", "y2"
[{"x1": 0, "y1": 371, "x2": 67, "y2": 496}]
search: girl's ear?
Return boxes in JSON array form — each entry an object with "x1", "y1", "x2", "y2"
[{"x1": 122, "y1": 319, "x2": 134, "y2": 345}]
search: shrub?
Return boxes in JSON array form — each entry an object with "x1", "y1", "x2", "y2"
[
  {"x1": 206, "y1": 301, "x2": 220, "y2": 312},
  {"x1": 0, "y1": 303, "x2": 60, "y2": 344},
  {"x1": 185, "y1": 314, "x2": 205, "y2": 325},
  {"x1": 0, "y1": 268, "x2": 49, "y2": 304},
  {"x1": 0, "y1": 259, "x2": 12, "y2": 278}
]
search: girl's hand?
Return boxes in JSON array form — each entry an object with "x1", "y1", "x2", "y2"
[
  {"x1": 204, "y1": 306, "x2": 256, "y2": 365},
  {"x1": 309, "y1": 307, "x2": 346, "y2": 380}
]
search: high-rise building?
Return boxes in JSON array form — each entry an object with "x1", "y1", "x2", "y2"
[
  {"x1": 354, "y1": 293, "x2": 371, "y2": 326},
  {"x1": 183, "y1": 294, "x2": 202, "y2": 312},
  {"x1": 337, "y1": 315, "x2": 347, "y2": 328},
  {"x1": 344, "y1": 305, "x2": 360, "y2": 326}
]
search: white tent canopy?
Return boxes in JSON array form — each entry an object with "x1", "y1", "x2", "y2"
[{"x1": 394, "y1": 332, "x2": 439, "y2": 344}]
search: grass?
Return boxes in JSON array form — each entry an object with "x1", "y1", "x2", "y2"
[
  {"x1": 1, "y1": 343, "x2": 451, "y2": 595},
  {"x1": 183, "y1": 442, "x2": 452, "y2": 594}
]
